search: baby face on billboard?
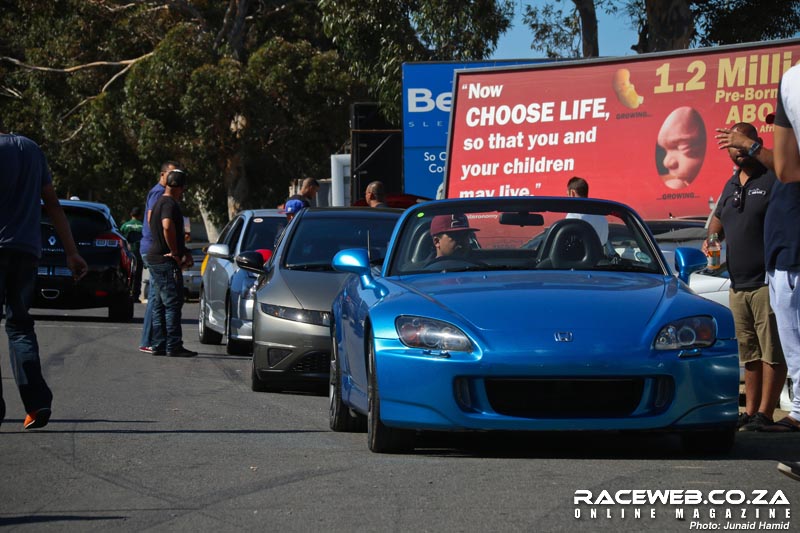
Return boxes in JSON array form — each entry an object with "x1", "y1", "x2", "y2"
[{"x1": 656, "y1": 106, "x2": 707, "y2": 190}]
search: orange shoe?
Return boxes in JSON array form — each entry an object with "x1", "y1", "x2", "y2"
[{"x1": 23, "y1": 408, "x2": 51, "y2": 430}]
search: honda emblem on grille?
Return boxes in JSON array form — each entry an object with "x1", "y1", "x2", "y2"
[
  {"x1": 48, "y1": 236, "x2": 56, "y2": 246},
  {"x1": 554, "y1": 331, "x2": 573, "y2": 342}
]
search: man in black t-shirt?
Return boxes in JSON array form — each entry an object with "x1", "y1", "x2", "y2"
[
  {"x1": 706, "y1": 122, "x2": 786, "y2": 431},
  {"x1": 145, "y1": 170, "x2": 196, "y2": 357}
]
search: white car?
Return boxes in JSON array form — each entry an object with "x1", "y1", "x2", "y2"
[{"x1": 667, "y1": 250, "x2": 794, "y2": 412}]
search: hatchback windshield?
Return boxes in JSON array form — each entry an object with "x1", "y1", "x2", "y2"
[{"x1": 285, "y1": 216, "x2": 398, "y2": 270}]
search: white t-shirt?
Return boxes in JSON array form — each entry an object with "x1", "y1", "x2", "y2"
[
  {"x1": 565, "y1": 213, "x2": 609, "y2": 244},
  {"x1": 780, "y1": 64, "x2": 800, "y2": 152}
]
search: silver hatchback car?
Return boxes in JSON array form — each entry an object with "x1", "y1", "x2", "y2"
[
  {"x1": 199, "y1": 209, "x2": 286, "y2": 354},
  {"x1": 239, "y1": 207, "x2": 402, "y2": 392}
]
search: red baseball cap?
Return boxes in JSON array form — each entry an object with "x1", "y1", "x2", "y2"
[{"x1": 430, "y1": 213, "x2": 479, "y2": 236}]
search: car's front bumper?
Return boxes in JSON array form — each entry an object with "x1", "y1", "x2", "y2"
[
  {"x1": 252, "y1": 315, "x2": 329, "y2": 383},
  {"x1": 370, "y1": 337, "x2": 739, "y2": 432}
]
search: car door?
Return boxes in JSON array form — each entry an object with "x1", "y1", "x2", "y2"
[{"x1": 207, "y1": 215, "x2": 245, "y2": 329}]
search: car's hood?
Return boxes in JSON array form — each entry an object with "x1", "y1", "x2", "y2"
[
  {"x1": 277, "y1": 269, "x2": 351, "y2": 311},
  {"x1": 395, "y1": 271, "x2": 667, "y2": 334}
]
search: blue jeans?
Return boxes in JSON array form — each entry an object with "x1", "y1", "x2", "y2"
[
  {"x1": 0, "y1": 250, "x2": 52, "y2": 418},
  {"x1": 148, "y1": 261, "x2": 184, "y2": 352},
  {"x1": 139, "y1": 255, "x2": 154, "y2": 348}
]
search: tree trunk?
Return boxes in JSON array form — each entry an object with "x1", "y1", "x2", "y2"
[
  {"x1": 640, "y1": 0, "x2": 693, "y2": 53},
  {"x1": 223, "y1": 151, "x2": 248, "y2": 220},
  {"x1": 573, "y1": 0, "x2": 599, "y2": 58},
  {"x1": 198, "y1": 203, "x2": 220, "y2": 244}
]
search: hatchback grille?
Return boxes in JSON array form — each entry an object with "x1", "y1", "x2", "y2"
[
  {"x1": 485, "y1": 378, "x2": 655, "y2": 418},
  {"x1": 289, "y1": 352, "x2": 330, "y2": 374}
]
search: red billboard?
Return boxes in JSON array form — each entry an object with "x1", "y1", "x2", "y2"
[{"x1": 445, "y1": 39, "x2": 800, "y2": 219}]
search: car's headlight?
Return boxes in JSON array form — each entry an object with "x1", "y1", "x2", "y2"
[
  {"x1": 654, "y1": 316, "x2": 716, "y2": 350},
  {"x1": 260, "y1": 303, "x2": 330, "y2": 327},
  {"x1": 395, "y1": 316, "x2": 473, "y2": 352}
]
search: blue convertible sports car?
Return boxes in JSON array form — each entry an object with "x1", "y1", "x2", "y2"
[{"x1": 329, "y1": 197, "x2": 739, "y2": 454}]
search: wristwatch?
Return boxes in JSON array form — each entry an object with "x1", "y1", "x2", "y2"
[{"x1": 748, "y1": 141, "x2": 762, "y2": 157}]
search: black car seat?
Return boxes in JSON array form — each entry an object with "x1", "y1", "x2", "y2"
[{"x1": 536, "y1": 218, "x2": 603, "y2": 270}]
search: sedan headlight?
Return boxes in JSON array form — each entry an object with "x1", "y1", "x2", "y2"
[
  {"x1": 260, "y1": 303, "x2": 330, "y2": 327},
  {"x1": 395, "y1": 316, "x2": 472, "y2": 353},
  {"x1": 654, "y1": 316, "x2": 716, "y2": 350}
]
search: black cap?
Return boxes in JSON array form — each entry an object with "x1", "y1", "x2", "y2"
[{"x1": 130, "y1": 206, "x2": 142, "y2": 217}]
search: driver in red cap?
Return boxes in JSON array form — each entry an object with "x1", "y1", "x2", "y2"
[{"x1": 430, "y1": 213, "x2": 479, "y2": 260}]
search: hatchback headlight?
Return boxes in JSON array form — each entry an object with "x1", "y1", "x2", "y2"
[
  {"x1": 260, "y1": 303, "x2": 330, "y2": 327},
  {"x1": 654, "y1": 316, "x2": 716, "y2": 350},
  {"x1": 395, "y1": 316, "x2": 472, "y2": 352}
]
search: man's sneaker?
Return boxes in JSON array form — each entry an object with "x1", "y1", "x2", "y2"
[
  {"x1": 778, "y1": 461, "x2": 800, "y2": 482},
  {"x1": 737, "y1": 412, "x2": 752, "y2": 429},
  {"x1": 23, "y1": 408, "x2": 51, "y2": 430},
  {"x1": 167, "y1": 347, "x2": 198, "y2": 358},
  {"x1": 740, "y1": 412, "x2": 773, "y2": 432},
  {"x1": 139, "y1": 346, "x2": 154, "y2": 354},
  {"x1": 151, "y1": 348, "x2": 166, "y2": 356}
]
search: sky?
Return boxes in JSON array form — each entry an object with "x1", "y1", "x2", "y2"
[{"x1": 490, "y1": 1, "x2": 639, "y2": 60}]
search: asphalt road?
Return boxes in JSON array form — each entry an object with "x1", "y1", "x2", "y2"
[{"x1": 1, "y1": 303, "x2": 798, "y2": 532}]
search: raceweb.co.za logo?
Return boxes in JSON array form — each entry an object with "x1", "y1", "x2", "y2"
[{"x1": 573, "y1": 489, "x2": 791, "y2": 530}]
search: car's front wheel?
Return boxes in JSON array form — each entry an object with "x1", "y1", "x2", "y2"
[
  {"x1": 329, "y1": 324, "x2": 366, "y2": 432},
  {"x1": 198, "y1": 289, "x2": 223, "y2": 344},
  {"x1": 680, "y1": 427, "x2": 736, "y2": 455},
  {"x1": 367, "y1": 331, "x2": 414, "y2": 453}
]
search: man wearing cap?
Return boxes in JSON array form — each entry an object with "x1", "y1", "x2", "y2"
[
  {"x1": 430, "y1": 213, "x2": 478, "y2": 260},
  {"x1": 275, "y1": 198, "x2": 306, "y2": 248}
]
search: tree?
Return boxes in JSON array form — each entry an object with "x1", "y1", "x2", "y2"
[
  {"x1": 318, "y1": 0, "x2": 515, "y2": 123},
  {"x1": 0, "y1": 0, "x2": 364, "y2": 235},
  {"x1": 522, "y1": 0, "x2": 800, "y2": 58}
]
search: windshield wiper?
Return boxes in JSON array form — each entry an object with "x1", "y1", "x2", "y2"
[{"x1": 286, "y1": 263, "x2": 334, "y2": 271}]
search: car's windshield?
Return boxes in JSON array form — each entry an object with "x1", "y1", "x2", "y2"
[
  {"x1": 388, "y1": 199, "x2": 665, "y2": 276},
  {"x1": 284, "y1": 215, "x2": 398, "y2": 270},
  {"x1": 241, "y1": 216, "x2": 284, "y2": 252}
]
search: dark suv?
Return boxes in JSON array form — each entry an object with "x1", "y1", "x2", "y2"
[{"x1": 36, "y1": 200, "x2": 137, "y2": 321}]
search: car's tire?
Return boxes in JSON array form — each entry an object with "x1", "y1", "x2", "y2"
[
  {"x1": 680, "y1": 427, "x2": 736, "y2": 455},
  {"x1": 250, "y1": 361, "x2": 280, "y2": 393},
  {"x1": 367, "y1": 331, "x2": 414, "y2": 453},
  {"x1": 108, "y1": 295, "x2": 134, "y2": 322},
  {"x1": 329, "y1": 325, "x2": 366, "y2": 432},
  {"x1": 198, "y1": 289, "x2": 223, "y2": 345},
  {"x1": 226, "y1": 298, "x2": 251, "y2": 355}
]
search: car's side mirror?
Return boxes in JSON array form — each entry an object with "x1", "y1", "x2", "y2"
[
  {"x1": 206, "y1": 243, "x2": 231, "y2": 259},
  {"x1": 674, "y1": 247, "x2": 707, "y2": 284},
  {"x1": 235, "y1": 251, "x2": 268, "y2": 274},
  {"x1": 333, "y1": 248, "x2": 383, "y2": 293}
]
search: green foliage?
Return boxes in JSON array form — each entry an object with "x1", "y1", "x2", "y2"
[
  {"x1": 692, "y1": 0, "x2": 800, "y2": 47},
  {"x1": 1, "y1": 1, "x2": 364, "y2": 229},
  {"x1": 523, "y1": 1, "x2": 800, "y2": 59},
  {"x1": 319, "y1": 0, "x2": 514, "y2": 123}
]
